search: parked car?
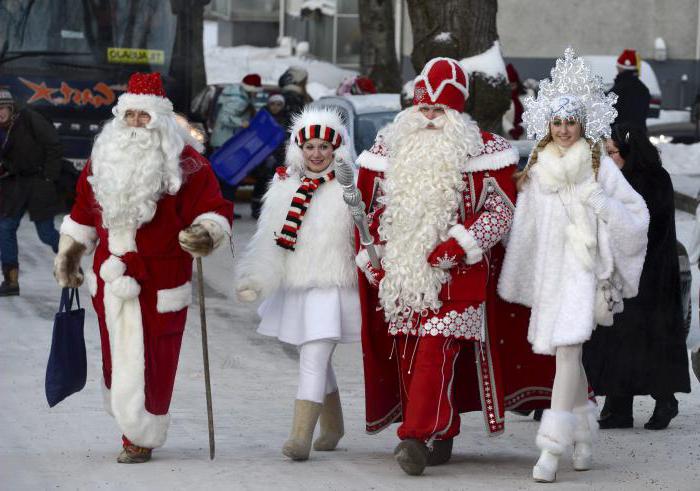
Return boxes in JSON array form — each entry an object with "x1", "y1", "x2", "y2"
[
  {"x1": 585, "y1": 55, "x2": 662, "y2": 118},
  {"x1": 309, "y1": 94, "x2": 401, "y2": 161}
]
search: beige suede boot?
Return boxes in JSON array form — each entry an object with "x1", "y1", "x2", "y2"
[
  {"x1": 313, "y1": 390, "x2": 345, "y2": 451},
  {"x1": 282, "y1": 399, "x2": 322, "y2": 461}
]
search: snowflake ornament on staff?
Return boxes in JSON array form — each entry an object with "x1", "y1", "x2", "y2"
[{"x1": 522, "y1": 47, "x2": 618, "y2": 143}]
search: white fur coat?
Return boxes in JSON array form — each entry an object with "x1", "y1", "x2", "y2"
[
  {"x1": 235, "y1": 169, "x2": 357, "y2": 297},
  {"x1": 498, "y1": 140, "x2": 649, "y2": 355}
]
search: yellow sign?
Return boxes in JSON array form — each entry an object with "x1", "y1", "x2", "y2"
[{"x1": 107, "y1": 47, "x2": 164, "y2": 65}]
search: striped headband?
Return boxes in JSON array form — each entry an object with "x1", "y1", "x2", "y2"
[{"x1": 295, "y1": 124, "x2": 343, "y2": 149}]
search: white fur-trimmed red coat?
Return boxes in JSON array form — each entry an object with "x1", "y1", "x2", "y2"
[
  {"x1": 59, "y1": 146, "x2": 233, "y2": 448},
  {"x1": 498, "y1": 142, "x2": 649, "y2": 355}
]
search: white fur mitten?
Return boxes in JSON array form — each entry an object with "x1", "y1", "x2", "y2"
[{"x1": 53, "y1": 234, "x2": 86, "y2": 288}]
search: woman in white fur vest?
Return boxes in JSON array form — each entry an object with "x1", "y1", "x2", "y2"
[
  {"x1": 235, "y1": 107, "x2": 360, "y2": 461},
  {"x1": 498, "y1": 48, "x2": 649, "y2": 483}
]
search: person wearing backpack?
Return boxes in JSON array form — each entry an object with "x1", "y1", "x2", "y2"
[{"x1": 0, "y1": 88, "x2": 63, "y2": 296}]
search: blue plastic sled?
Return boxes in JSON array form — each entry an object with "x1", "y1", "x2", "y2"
[{"x1": 210, "y1": 110, "x2": 286, "y2": 187}]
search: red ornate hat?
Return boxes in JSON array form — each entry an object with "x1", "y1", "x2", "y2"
[
  {"x1": 617, "y1": 49, "x2": 640, "y2": 71},
  {"x1": 413, "y1": 57, "x2": 469, "y2": 113},
  {"x1": 114, "y1": 71, "x2": 173, "y2": 118}
]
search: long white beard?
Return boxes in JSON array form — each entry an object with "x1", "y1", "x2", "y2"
[
  {"x1": 89, "y1": 118, "x2": 183, "y2": 230},
  {"x1": 378, "y1": 107, "x2": 480, "y2": 321}
]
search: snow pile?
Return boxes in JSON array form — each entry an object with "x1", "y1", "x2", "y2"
[
  {"x1": 205, "y1": 45, "x2": 357, "y2": 95},
  {"x1": 459, "y1": 41, "x2": 507, "y2": 83},
  {"x1": 648, "y1": 109, "x2": 691, "y2": 126},
  {"x1": 291, "y1": 0, "x2": 337, "y2": 16},
  {"x1": 657, "y1": 142, "x2": 700, "y2": 175},
  {"x1": 434, "y1": 32, "x2": 453, "y2": 43}
]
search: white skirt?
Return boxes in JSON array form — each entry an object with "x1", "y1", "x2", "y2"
[{"x1": 257, "y1": 286, "x2": 362, "y2": 346}]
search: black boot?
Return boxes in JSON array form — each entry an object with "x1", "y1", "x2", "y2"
[
  {"x1": 394, "y1": 439, "x2": 428, "y2": 476},
  {"x1": 427, "y1": 438, "x2": 453, "y2": 466},
  {"x1": 598, "y1": 395, "x2": 633, "y2": 429},
  {"x1": 644, "y1": 396, "x2": 678, "y2": 430},
  {"x1": 0, "y1": 265, "x2": 19, "y2": 297}
]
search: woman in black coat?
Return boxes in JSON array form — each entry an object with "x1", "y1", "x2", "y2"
[{"x1": 583, "y1": 123, "x2": 690, "y2": 430}]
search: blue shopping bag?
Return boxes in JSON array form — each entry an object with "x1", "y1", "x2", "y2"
[
  {"x1": 210, "y1": 110, "x2": 286, "y2": 187},
  {"x1": 45, "y1": 288, "x2": 87, "y2": 407}
]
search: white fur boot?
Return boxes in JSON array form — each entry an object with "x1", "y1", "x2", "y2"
[
  {"x1": 533, "y1": 410, "x2": 576, "y2": 483},
  {"x1": 572, "y1": 402, "x2": 598, "y2": 471}
]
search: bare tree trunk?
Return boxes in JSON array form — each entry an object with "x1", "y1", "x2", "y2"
[
  {"x1": 405, "y1": 0, "x2": 509, "y2": 134},
  {"x1": 358, "y1": 0, "x2": 401, "y2": 92}
]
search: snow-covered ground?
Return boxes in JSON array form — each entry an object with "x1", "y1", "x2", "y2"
[{"x1": 2, "y1": 206, "x2": 699, "y2": 490}]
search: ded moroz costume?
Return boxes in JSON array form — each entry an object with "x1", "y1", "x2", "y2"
[
  {"x1": 53, "y1": 72, "x2": 233, "y2": 463},
  {"x1": 356, "y1": 57, "x2": 556, "y2": 476}
]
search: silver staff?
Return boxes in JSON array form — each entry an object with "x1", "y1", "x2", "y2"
[{"x1": 335, "y1": 158, "x2": 380, "y2": 269}]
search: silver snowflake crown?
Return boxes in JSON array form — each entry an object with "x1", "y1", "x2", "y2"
[{"x1": 522, "y1": 47, "x2": 618, "y2": 143}]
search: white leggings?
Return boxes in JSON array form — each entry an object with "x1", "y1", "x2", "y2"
[
  {"x1": 550, "y1": 344, "x2": 590, "y2": 411},
  {"x1": 297, "y1": 340, "x2": 338, "y2": 403}
]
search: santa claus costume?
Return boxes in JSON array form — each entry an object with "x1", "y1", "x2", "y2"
[
  {"x1": 498, "y1": 48, "x2": 649, "y2": 482},
  {"x1": 235, "y1": 107, "x2": 360, "y2": 461},
  {"x1": 53, "y1": 72, "x2": 233, "y2": 463},
  {"x1": 356, "y1": 58, "x2": 556, "y2": 476}
]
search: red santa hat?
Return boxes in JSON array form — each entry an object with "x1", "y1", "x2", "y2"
[
  {"x1": 241, "y1": 73, "x2": 262, "y2": 92},
  {"x1": 617, "y1": 49, "x2": 641, "y2": 71},
  {"x1": 114, "y1": 72, "x2": 173, "y2": 118},
  {"x1": 413, "y1": 57, "x2": 469, "y2": 113}
]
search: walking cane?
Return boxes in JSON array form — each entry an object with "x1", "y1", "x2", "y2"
[{"x1": 196, "y1": 257, "x2": 215, "y2": 460}]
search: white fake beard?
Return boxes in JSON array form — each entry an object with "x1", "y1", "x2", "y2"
[
  {"x1": 89, "y1": 119, "x2": 182, "y2": 230},
  {"x1": 378, "y1": 107, "x2": 474, "y2": 322}
]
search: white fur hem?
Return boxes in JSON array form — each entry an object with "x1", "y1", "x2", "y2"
[
  {"x1": 60, "y1": 216, "x2": 97, "y2": 254},
  {"x1": 85, "y1": 269, "x2": 98, "y2": 297},
  {"x1": 156, "y1": 282, "x2": 192, "y2": 313},
  {"x1": 357, "y1": 150, "x2": 388, "y2": 172},
  {"x1": 114, "y1": 92, "x2": 173, "y2": 116},
  {"x1": 102, "y1": 282, "x2": 170, "y2": 448},
  {"x1": 110, "y1": 276, "x2": 141, "y2": 300},
  {"x1": 463, "y1": 147, "x2": 518, "y2": 173},
  {"x1": 448, "y1": 224, "x2": 483, "y2": 264}
]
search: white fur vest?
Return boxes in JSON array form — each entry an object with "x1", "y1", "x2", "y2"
[
  {"x1": 235, "y1": 171, "x2": 357, "y2": 297},
  {"x1": 498, "y1": 141, "x2": 649, "y2": 355}
]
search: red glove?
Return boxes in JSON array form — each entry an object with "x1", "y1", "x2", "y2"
[
  {"x1": 356, "y1": 248, "x2": 384, "y2": 287},
  {"x1": 427, "y1": 238, "x2": 465, "y2": 270}
]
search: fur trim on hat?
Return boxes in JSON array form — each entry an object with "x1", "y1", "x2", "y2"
[
  {"x1": 113, "y1": 92, "x2": 173, "y2": 118},
  {"x1": 285, "y1": 107, "x2": 351, "y2": 174}
]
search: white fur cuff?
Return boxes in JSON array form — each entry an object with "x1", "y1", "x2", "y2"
[
  {"x1": 355, "y1": 249, "x2": 370, "y2": 270},
  {"x1": 156, "y1": 282, "x2": 192, "y2": 313},
  {"x1": 60, "y1": 215, "x2": 97, "y2": 254},
  {"x1": 448, "y1": 225, "x2": 483, "y2": 265},
  {"x1": 536, "y1": 410, "x2": 576, "y2": 455}
]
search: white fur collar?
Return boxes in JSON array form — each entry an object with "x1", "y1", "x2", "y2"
[{"x1": 536, "y1": 139, "x2": 593, "y2": 192}]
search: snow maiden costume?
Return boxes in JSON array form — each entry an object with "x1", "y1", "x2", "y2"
[
  {"x1": 235, "y1": 107, "x2": 360, "y2": 461},
  {"x1": 356, "y1": 58, "x2": 557, "y2": 477},
  {"x1": 498, "y1": 48, "x2": 649, "y2": 483},
  {"x1": 53, "y1": 72, "x2": 234, "y2": 463}
]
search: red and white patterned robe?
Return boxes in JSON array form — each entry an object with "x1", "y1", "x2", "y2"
[{"x1": 356, "y1": 130, "x2": 556, "y2": 435}]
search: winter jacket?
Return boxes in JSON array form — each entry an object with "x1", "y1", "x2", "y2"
[
  {"x1": 235, "y1": 166, "x2": 356, "y2": 298},
  {"x1": 0, "y1": 106, "x2": 64, "y2": 221},
  {"x1": 584, "y1": 164, "x2": 690, "y2": 396},
  {"x1": 209, "y1": 84, "x2": 255, "y2": 148},
  {"x1": 609, "y1": 71, "x2": 651, "y2": 131},
  {"x1": 498, "y1": 141, "x2": 650, "y2": 355}
]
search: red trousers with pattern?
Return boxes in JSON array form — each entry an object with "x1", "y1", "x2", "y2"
[{"x1": 396, "y1": 335, "x2": 464, "y2": 442}]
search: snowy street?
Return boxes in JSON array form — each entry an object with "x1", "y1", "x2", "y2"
[{"x1": 2, "y1": 204, "x2": 699, "y2": 491}]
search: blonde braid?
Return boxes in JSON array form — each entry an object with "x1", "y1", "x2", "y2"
[
  {"x1": 514, "y1": 133, "x2": 552, "y2": 190},
  {"x1": 588, "y1": 138, "x2": 601, "y2": 179}
]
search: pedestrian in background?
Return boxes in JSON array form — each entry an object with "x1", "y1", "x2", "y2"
[
  {"x1": 250, "y1": 92, "x2": 287, "y2": 219},
  {"x1": 583, "y1": 123, "x2": 690, "y2": 430},
  {"x1": 609, "y1": 49, "x2": 651, "y2": 131},
  {"x1": 0, "y1": 89, "x2": 63, "y2": 296},
  {"x1": 278, "y1": 66, "x2": 313, "y2": 121}
]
